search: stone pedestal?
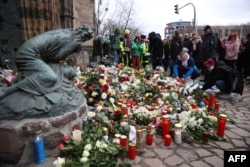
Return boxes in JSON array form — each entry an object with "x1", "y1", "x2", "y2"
[{"x1": 0, "y1": 103, "x2": 88, "y2": 167}]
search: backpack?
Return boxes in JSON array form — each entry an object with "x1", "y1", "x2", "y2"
[{"x1": 218, "y1": 65, "x2": 244, "y2": 95}]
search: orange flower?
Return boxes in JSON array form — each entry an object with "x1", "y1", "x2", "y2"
[{"x1": 58, "y1": 143, "x2": 64, "y2": 150}]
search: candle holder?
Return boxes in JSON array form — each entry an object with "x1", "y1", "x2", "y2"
[
  {"x1": 128, "y1": 142, "x2": 136, "y2": 160},
  {"x1": 208, "y1": 93, "x2": 215, "y2": 108},
  {"x1": 174, "y1": 123, "x2": 182, "y2": 144},
  {"x1": 33, "y1": 131, "x2": 46, "y2": 164},
  {"x1": 162, "y1": 115, "x2": 170, "y2": 139},
  {"x1": 120, "y1": 135, "x2": 127, "y2": 148},
  {"x1": 217, "y1": 114, "x2": 227, "y2": 137},
  {"x1": 164, "y1": 134, "x2": 172, "y2": 146},
  {"x1": 72, "y1": 129, "x2": 82, "y2": 145},
  {"x1": 146, "y1": 130, "x2": 153, "y2": 146}
]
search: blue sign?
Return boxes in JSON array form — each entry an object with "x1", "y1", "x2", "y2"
[{"x1": 166, "y1": 21, "x2": 191, "y2": 27}]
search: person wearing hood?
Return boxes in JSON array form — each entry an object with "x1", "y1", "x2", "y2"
[
  {"x1": 173, "y1": 49, "x2": 200, "y2": 82},
  {"x1": 148, "y1": 31, "x2": 164, "y2": 69}
]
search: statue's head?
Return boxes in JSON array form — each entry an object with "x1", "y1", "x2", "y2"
[{"x1": 74, "y1": 25, "x2": 93, "y2": 42}]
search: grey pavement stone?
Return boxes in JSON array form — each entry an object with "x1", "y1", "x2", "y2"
[
  {"x1": 189, "y1": 160, "x2": 211, "y2": 167},
  {"x1": 180, "y1": 143, "x2": 195, "y2": 149},
  {"x1": 231, "y1": 128, "x2": 250, "y2": 137},
  {"x1": 143, "y1": 158, "x2": 165, "y2": 167},
  {"x1": 153, "y1": 148, "x2": 173, "y2": 159},
  {"x1": 214, "y1": 141, "x2": 235, "y2": 150},
  {"x1": 143, "y1": 149, "x2": 157, "y2": 158},
  {"x1": 231, "y1": 139, "x2": 248, "y2": 148},
  {"x1": 209, "y1": 148, "x2": 224, "y2": 159},
  {"x1": 164, "y1": 155, "x2": 183, "y2": 166},
  {"x1": 195, "y1": 148, "x2": 213, "y2": 157},
  {"x1": 246, "y1": 138, "x2": 250, "y2": 145},
  {"x1": 177, "y1": 163, "x2": 191, "y2": 167},
  {"x1": 26, "y1": 158, "x2": 56, "y2": 167},
  {"x1": 176, "y1": 149, "x2": 199, "y2": 162},
  {"x1": 225, "y1": 130, "x2": 242, "y2": 139},
  {"x1": 204, "y1": 156, "x2": 223, "y2": 167}
]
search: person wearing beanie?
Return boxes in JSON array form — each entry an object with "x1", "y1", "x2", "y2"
[
  {"x1": 200, "y1": 25, "x2": 218, "y2": 72},
  {"x1": 202, "y1": 58, "x2": 232, "y2": 99}
]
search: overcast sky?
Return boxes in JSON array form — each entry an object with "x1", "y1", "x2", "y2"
[{"x1": 104, "y1": 0, "x2": 250, "y2": 37}]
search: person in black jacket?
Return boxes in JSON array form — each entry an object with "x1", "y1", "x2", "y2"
[
  {"x1": 169, "y1": 30, "x2": 183, "y2": 76},
  {"x1": 200, "y1": 25, "x2": 217, "y2": 74},
  {"x1": 148, "y1": 32, "x2": 164, "y2": 70},
  {"x1": 202, "y1": 58, "x2": 232, "y2": 99}
]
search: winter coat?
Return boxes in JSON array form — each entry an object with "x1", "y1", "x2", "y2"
[
  {"x1": 225, "y1": 39, "x2": 240, "y2": 60},
  {"x1": 200, "y1": 32, "x2": 217, "y2": 61}
]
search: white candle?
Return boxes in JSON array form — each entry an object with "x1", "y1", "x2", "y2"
[
  {"x1": 72, "y1": 130, "x2": 82, "y2": 145},
  {"x1": 175, "y1": 131, "x2": 182, "y2": 144},
  {"x1": 53, "y1": 157, "x2": 65, "y2": 167}
]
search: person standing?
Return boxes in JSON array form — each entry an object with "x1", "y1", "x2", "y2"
[
  {"x1": 148, "y1": 31, "x2": 164, "y2": 70},
  {"x1": 169, "y1": 30, "x2": 183, "y2": 76},
  {"x1": 200, "y1": 25, "x2": 217, "y2": 63},
  {"x1": 122, "y1": 29, "x2": 132, "y2": 66},
  {"x1": 131, "y1": 36, "x2": 143, "y2": 70},
  {"x1": 183, "y1": 33, "x2": 193, "y2": 55},
  {"x1": 224, "y1": 32, "x2": 240, "y2": 69},
  {"x1": 236, "y1": 37, "x2": 247, "y2": 77},
  {"x1": 110, "y1": 28, "x2": 121, "y2": 65},
  {"x1": 191, "y1": 34, "x2": 202, "y2": 70},
  {"x1": 244, "y1": 33, "x2": 250, "y2": 82},
  {"x1": 163, "y1": 38, "x2": 170, "y2": 71}
]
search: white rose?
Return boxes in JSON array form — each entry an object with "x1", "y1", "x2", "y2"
[
  {"x1": 91, "y1": 91, "x2": 98, "y2": 97},
  {"x1": 80, "y1": 157, "x2": 88, "y2": 163},
  {"x1": 101, "y1": 92, "x2": 107, "y2": 99},
  {"x1": 84, "y1": 144, "x2": 92, "y2": 151},
  {"x1": 82, "y1": 150, "x2": 90, "y2": 157},
  {"x1": 96, "y1": 105, "x2": 103, "y2": 112},
  {"x1": 109, "y1": 97, "x2": 115, "y2": 104},
  {"x1": 87, "y1": 111, "x2": 96, "y2": 118}
]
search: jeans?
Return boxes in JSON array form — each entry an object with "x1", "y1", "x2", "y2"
[
  {"x1": 112, "y1": 50, "x2": 119, "y2": 64},
  {"x1": 215, "y1": 80, "x2": 231, "y2": 94}
]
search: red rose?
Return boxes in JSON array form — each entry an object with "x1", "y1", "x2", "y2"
[
  {"x1": 102, "y1": 84, "x2": 109, "y2": 92},
  {"x1": 88, "y1": 85, "x2": 94, "y2": 91}
]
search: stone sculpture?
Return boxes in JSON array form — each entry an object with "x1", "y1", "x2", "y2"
[{"x1": 0, "y1": 25, "x2": 93, "y2": 120}]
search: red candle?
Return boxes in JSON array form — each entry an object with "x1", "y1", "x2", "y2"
[
  {"x1": 120, "y1": 135, "x2": 127, "y2": 148},
  {"x1": 203, "y1": 131, "x2": 209, "y2": 139},
  {"x1": 215, "y1": 102, "x2": 220, "y2": 110},
  {"x1": 217, "y1": 114, "x2": 227, "y2": 137},
  {"x1": 146, "y1": 133, "x2": 153, "y2": 146},
  {"x1": 162, "y1": 110, "x2": 167, "y2": 115},
  {"x1": 164, "y1": 134, "x2": 172, "y2": 146},
  {"x1": 128, "y1": 143, "x2": 136, "y2": 160},
  {"x1": 122, "y1": 106, "x2": 129, "y2": 115},
  {"x1": 162, "y1": 115, "x2": 170, "y2": 139},
  {"x1": 208, "y1": 93, "x2": 215, "y2": 108}
]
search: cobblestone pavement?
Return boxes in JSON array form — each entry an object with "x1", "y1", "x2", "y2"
[{"x1": 27, "y1": 82, "x2": 250, "y2": 167}]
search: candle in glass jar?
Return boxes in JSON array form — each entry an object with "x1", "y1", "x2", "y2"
[
  {"x1": 162, "y1": 115, "x2": 170, "y2": 139},
  {"x1": 122, "y1": 105, "x2": 129, "y2": 115},
  {"x1": 33, "y1": 131, "x2": 46, "y2": 164},
  {"x1": 146, "y1": 132, "x2": 153, "y2": 146},
  {"x1": 208, "y1": 93, "x2": 215, "y2": 108},
  {"x1": 128, "y1": 142, "x2": 136, "y2": 160},
  {"x1": 120, "y1": 135, "x2": 127, "y2": 148},
  {"x1": 164, "y1": 134, "x2": 172, "y2": 146},
  {"x1": 174, "y1": 123, "x2": 182, "y2": 144},
  {"x1": 113, "y1": 134, "x2": 121, "y2": 144},
  {"x1": 215, "y1": 101, "x2": 220, "y2": 110},
  {"x1": 217, "y1": 114, "x2": 227, "y2": 137},
  {"x1": 72, "y1": 129, "x2": 82, "y2": 145}
]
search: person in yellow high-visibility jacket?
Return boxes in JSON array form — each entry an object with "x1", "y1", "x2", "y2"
[
  {"x1": 118, "y1": 37, "x2": 125, "y2": 64},
  {"x1": 140, "y1": 35, "x2": 150, "y2": 68},
  {"x1": 122, "y1": 29, "x2": 132, "y2": 66}
]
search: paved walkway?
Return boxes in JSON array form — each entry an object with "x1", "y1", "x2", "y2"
[{"x1": 27, "y1": 82, "x2": 250, "y2": 167}]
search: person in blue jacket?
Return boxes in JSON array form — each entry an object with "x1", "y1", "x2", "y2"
[{"x1": 173, "y1": 48, "x2": 200, "y2": 81}]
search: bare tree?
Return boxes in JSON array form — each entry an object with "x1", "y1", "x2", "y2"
[{"x1": 95, "y1": 0, "x2": 144, "y2": 37}]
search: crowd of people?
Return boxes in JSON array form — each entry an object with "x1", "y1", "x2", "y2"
[{"x1": 108, "y1": 25, "x2": 250, "y2": 98}]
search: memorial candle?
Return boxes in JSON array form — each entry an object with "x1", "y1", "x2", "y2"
[
  {"x1": 208, "y1": 93, "x2": 215, "y2": 108},
  {"x1": 120, "y1": 135, "x2": 127, "y2": 148},
  {"x1": 164, "y1": 134, "x2": 172, "y2": 146},
  {"x1": 128, "y1": 142, "x2": 136, "y2": 160},
  {"x1": 72, "y1": 129, "x2": 82, "y2": 145},
  {"x1": 146, "y1": 131, "x2": 153, "y2": 146},
  {"x1": 217, "y1": 114, "x2": 227, "y2": 137},
  {"x1": 33, "y1": 131, "x2": 46, "y2": 164},
  {"x1": 162, "y1": 115, "x2": 170, "y2": 139}
]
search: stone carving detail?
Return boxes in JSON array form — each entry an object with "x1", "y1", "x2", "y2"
[{"x1": 0, "y1": 25, "x2": 93, "y2": 120}]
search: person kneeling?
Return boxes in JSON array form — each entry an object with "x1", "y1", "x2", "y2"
[
  {"x1": 202, "y1": 58, "x2": 232, "y2": 99},
  {"x1": 173, "y1": 51, "x2": 200, "y2": 83}
]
